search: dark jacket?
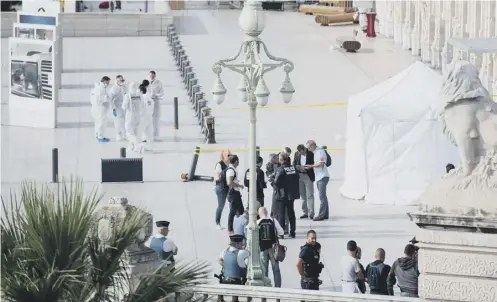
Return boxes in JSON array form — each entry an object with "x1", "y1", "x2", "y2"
[
  {"x1": 244, "y1": 167, "x2": 266, "y2": 199},
  {"x1": 293, "y1": 150, "x2": 315, "y2": 182},
  {"x1": 387, "y1": 257, "x2": 419, "y2": 295},
  {"x1": 273, "y1": 163, "x2": 300, "y2": 201},
  {"x1": 366, "y1": 260, "x2": 391, "y2": 295}
]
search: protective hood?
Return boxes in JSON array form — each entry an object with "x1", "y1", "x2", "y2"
[
  {"x1": 397, "y1": 257, "x2": 416, "y2": 271},
  {"x1": 127, "y1": 83, "x2": 140, "y2": 97},
  {"x1": 439, "y1": 60, "x2": 489, "y2": 112}
]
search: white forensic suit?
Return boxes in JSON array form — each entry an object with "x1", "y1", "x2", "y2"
[
  {"x1": 148, "y1": 78, "x2": 164, "y2": 138},
  {"x1": 110, "y1": 82, "x2": 127, "y2": 141},
  {"x1": 140, "y1": 91, "x2": 155, "y2": 151},
  {"x1": 122, "y1": 84, "x2": 143, "y2": 152},
  {"x1": 90, "y1": 82, "x2": 111, "y2": 142}
]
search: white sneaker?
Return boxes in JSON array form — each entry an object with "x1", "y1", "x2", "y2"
[
  {"x1": 116, "y1": 135, "x2": 125, "y2": 142},
  {"x1": 216, "y1": 224, "x2": 223, "y2": 230}
]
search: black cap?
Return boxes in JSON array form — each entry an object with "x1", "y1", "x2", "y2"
[
  {"x1": 410, "y1": 237, "x2": 418, "y2": 244},
  {"x1": 156, "y1": 221, "x2": 170, "y2": 228},
  {"x1": 229, "y1": 234, "x2": 245, "y2": 243}
]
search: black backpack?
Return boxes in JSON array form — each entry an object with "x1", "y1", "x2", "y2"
[
  {"x1": 220, "y1": 167, "x2": 235, "y2": 194},
  {"x1": 259, "y1": 219, "x2": 277, "y2": 245},
  {"x1": 324, "y1": 150, "x2": 332, "y2": 167},
  {"x1": 367, "y1": 262, "x2": 385, "y2": 290}
]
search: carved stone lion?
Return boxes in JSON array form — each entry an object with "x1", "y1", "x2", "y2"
[{"x1": 419, "y1": 60, "x2": 497, "y2": 217}]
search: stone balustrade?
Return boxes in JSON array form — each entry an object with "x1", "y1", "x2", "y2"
[
  {"x1": 375, "y1": 0, "x2": 497, "y2": 95},
  {"x1": 176, "y1": 284, "x2": 418, "y2": 302}
]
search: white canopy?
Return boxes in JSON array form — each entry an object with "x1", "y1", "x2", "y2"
[{"x1": 339, "y1": 62, "x2": 459, "y2": 206}]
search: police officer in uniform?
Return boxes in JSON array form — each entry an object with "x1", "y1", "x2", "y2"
[
  {"x1": 273, "y1": 152, "x2": 300, "y2": 238},
  {"x1": 145, "y1": 221, "x2": 178, "y2": 267},
  {"x1": 218, "y1": 234, "x2": 249, "y2": 285},
  {"x1": 297, "y1": 230, "x2": 324, "y2": 290}
]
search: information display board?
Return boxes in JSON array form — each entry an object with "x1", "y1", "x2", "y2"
[{"x1": 8, "y1": 11, "x2": 60, "y2": 129}]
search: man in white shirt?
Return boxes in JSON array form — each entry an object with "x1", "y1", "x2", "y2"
[
  {"x1": 305, "y1": 140, "x2": 330, "y2": 221},
  {"x1": 226, "y1": 155, "x2": 245, "y2": 234},
  {"x1": 340, "y1": 240, "x2": 364, "y2": 293},
  {"x1": 145, "y1": 220, "x2": 178, "y2": 267},
  {"x1": 218, "y1": 234, "x2": 249, "y2": 285}
]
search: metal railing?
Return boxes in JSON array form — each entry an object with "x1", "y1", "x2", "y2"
[{"x1": 175, "y1": 284, "x2": 419, "y2": 302}]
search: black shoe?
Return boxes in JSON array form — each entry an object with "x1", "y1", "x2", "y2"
[
  {"x1": 313, "y1": 216, "x2": 325, "y2": 221},
  {"x1": 300, "y1": 214, "x2": 308, "y2": 219},
  {"x1": 289, "y1": 233, "x2": 296, "y2": 238},
  {"x1": 284, "y1": 231, "x2": 289, "y2": 235},
  {"x1": 309, "y1": 215, "x2": 314, "y2": 220},
  {"x1": 278, "y1": 235, "x2": 284, "y2": 239}
]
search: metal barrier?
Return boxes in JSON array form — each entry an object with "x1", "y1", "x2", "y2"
[{"x1": 167, "y1": 24, "x2": 216, "y2": 144}]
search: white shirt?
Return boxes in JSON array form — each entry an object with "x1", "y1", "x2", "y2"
[
  {"x1": 144, "y1": 233, "x2": 178, "y2": 255},
  {"x1": 257, "y1": 217, "x2": 285, "y2": 236},
  {"x1": 340, "y1": 255, "x2": 361, "y2": 282},
  {"x1": 313, "y1": 148, "x2": 330, "y2": 181},
  {"x1": 226, "y1": 164, "x2": 241, "y2": 192},
  {"x1": 219, "y1": 246, "x2": 249, "y2": 268},
  {"x1": 300, "y1": 154, "x2": 307, "y2": 167}
]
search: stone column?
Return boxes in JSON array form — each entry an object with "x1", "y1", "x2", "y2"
[
  {"x1": 376, "y1": 0, "x2": 387, "y2": 36},
  {"x1": 493, "y1": 2, "x2": 497, "y2": 95},
  {"x1": 385, "y1": 0, "x2": 395, "y2": 38},
  {"x1": 441, "y1": 0, "x2": 454, "y2": 72},
  {"x1": 452, "y1": 0, "x2": 467, "y2": 61},
  {"x1": 393, "y1": 1, "x2": 404, "y2": 44},
  {"x1": 402, "y1": 0, "x2": 413, "y2": 50},
  {"x1": 480, "y1": 0, "x2": 496, "y2": 94},
  {"x1": 411, "y1": 0, "x2": 422, "y2": 56},
  {"x1": 467, "y1": 0, "x2": 481, "y2": 66},
  {"x1": 94, "y1": 197, "x2": 160, "y2": 296},
  {"x1": 430, "y1": 0, "x2": 442, "y2": 69},
  {"x1": 420, "y1": 1, "x2": 432, "y2": 63}
]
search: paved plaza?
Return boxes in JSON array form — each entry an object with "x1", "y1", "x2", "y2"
[{"x1": 1, "y1": 10, "x2": 419, "y2": 291}]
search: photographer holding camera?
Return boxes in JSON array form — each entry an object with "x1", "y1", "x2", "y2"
[{"x1": 296, "y1": 230, "x2": 324, "y2": 290}]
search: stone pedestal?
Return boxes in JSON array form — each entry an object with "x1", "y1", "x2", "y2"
[
  {"x1": 409, "y1": 213, "x2": 497, "y2": 302},
  {"x1": 94, "y1": 197, "x2": 160, "y2": 294}
]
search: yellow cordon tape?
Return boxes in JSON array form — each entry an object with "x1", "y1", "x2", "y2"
[
  {"x1": 197, "y1": 147, "x2": 345, "y2": 152},
  {"x1": 220, "y1": 102, "x2": 348, "y2": 111}
]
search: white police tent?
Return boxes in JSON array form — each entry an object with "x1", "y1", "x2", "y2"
[{"x1": 340, "y1": 61, "x2": 458, "y2": 206}]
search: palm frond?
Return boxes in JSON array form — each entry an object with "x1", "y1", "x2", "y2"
[
  {"x1": 127, "y1": 260, "x2": 211, "y2": 302},
  {"x1": 1, "y1": 178, "x2": 102, "y2": 302}
]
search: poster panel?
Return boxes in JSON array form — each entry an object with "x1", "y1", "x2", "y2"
[
  {"x1": 17, "y1": 12, "x2": 58, "y2": 26},
  {"x1": 9, "y1": 38, "x2": 57, "y2": 128},
  {"x1": 13, "y1": 23, "x2": 57, "y2": 42}
]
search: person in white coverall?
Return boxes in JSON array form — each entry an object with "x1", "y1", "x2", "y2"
[
  {"x1": 122, "y1": 82, "x2": 143, "y2": 152},
  {"x1": 147, "y1": 70, "x2": 164, "y2": 139},
  {"x1": 110, "y1": 75, "x2": 127, "y2": 141},
  {"x1": 139, "y1": 80, "x2": 155, "y2": 151},
  {"x1": 90, "y1": 76, "x2": 111, "y2": 142}
]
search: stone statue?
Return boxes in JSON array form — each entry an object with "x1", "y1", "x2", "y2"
[{"x1": 419, "y1": 60, "x2": 497, "y2": 217}]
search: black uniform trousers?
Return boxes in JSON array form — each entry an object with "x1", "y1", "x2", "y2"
[
  {"x1": 275, "y1": 198, "x2": 296, "y2": 236},
  {"x1": 227, "y1": 190, "x2": 244, "y2": 232}
]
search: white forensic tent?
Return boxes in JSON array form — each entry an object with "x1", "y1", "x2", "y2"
[{"x1": 339, "y1": 62, "x2": 459, "y2": 206}]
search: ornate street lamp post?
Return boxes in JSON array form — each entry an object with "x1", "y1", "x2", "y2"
[{"x1": 211, "y1": 0, "x2": 295, "y2": 286}]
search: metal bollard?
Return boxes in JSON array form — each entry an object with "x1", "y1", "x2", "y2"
[
  {"x1": 195, "y1": 99, "x2": 207, "y2": 118},
  {"x1": 204, "y1": 116, "x2": 216, "y2": 144},
  {"x1": 179, "y1": 55, "x2": 188, "y2": 69},
  {"x1": 188, "y1": 78, "x2": 198, "y2": 97},
  {"x1": 183, "y1": 67, "x2": 193, "y2": 82},
  {"x1": 256, "y1": 146, "x2": 260, "y2": 158},
  {"x1": 185, "y1": 72, "x2": 194, "y2": 87},
  {"x1": 188, "y1": 146, "x2": 201, "y2": 181},
  {"x1": 120, "y1": 147, "x2": 126, "y2": 158},
  {"x1": 174, "y1": 44, "x2": 183, "y2": 58},
  {"x1": 52, "y1": 148, "x2": 59, "y2": 183},
  {"x1": 181, "y1": 61, "x2": 191, "y2": 76},
  {"x1": 181, "y1": 59, "x2": 190, "y2": 73},
  {"x1": 173, "y1": 97, "x2": 179, "y2": 130},
  {"x1": 168, "y1": 33, "x2": 177, "y2": 46},
  {"x1": 200, "y1": 106, "x2": 211, "y2": 128},
  {"x1": 176, "y1": 48, "x2": 185, "y2": 63}
]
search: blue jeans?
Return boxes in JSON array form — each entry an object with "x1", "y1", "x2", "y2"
[
  {"x1": 316, "y1": 177, "x2": 329, "y2": 218},
  {"x1": 260, "y1": 248, "x2": 281, "y2": 287},
  {"x1": 215, "y1": 184, "x2": 227, "y2": 224}
]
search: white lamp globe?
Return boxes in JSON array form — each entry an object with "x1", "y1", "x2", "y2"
[
  {"x1": 236, "y1": 76, "x2": 248, "y2": 103},
  {"x1": 254, "y1": 77, "x2": 270, "y2": 107},
  {"x1": 280, "y1": 74, "x2": 295, "y2": 104},
  {"x1": 211, "y1": 75, "x2": 227, "y2": 105}
]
